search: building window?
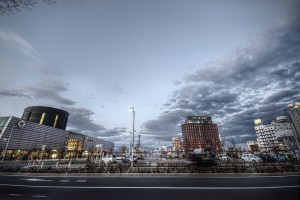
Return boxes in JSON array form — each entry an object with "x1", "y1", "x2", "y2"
[
  {"x1": 53, "y1": 115, "x2": 59, "y2": 128},
  {"x1": 39, "y1": 113, "x2": 45, "y2": 124}
]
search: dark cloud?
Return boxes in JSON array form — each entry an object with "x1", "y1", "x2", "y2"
[
  {"x1": 142, "y1": 13, "x2": 300, "y2": 146},
  {"x1": 63, "y1": 106, "x2": 127, "y2": 140},
  {"x1": 0, "y1": 78, "x2": 76, "y2": 105},
  {"x1": 26, "y1": 86, "x2": 76, "y2": 105},
  {"x1": 0, "y1": 90, "x2": 32, "y2": 99},
  {"x1": 265, "y1": 90, "x2": 298, "y2": 103},
  {"x1": 99, "y1": 127, "x2": 128, "y2": 137},
  {"x1": 63, "y1": 107, "x2": 106, "y2": 134},
  {"x1": 142, "y1": 109, "x2": 193, "y2": 142}
]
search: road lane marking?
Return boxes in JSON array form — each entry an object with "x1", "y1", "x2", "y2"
[
  {"x1": 33, "y1": 195, "x2": 47, "y2": 198},
  {"x1": 8, "y1": 194, "x2": 22, "y2": 196},
  {"x1": 20, "y1": 178, "x2": 53, "y2": 182},
  {"x1": 60, "y1": 180, "x2": 70, "y2": 182},
  {"x1": 76, "y1": 180, "x2": 87, "y2": 182},
  {"x1": 0, "y1": 193, "x2": 47, "y2": 198},
  {"x1": 0, "y1": 183, "x2": 299, "y2": 190}
]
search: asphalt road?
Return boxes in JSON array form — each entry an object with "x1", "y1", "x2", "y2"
[{"x1": 0, "y1": 174, "x2": 299, "y2": 200}]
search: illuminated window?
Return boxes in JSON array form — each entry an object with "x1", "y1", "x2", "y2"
[
  {"x1": 53, "y1": 114, "x2": 59, "y2": 127},
  {"x1": 39, "y1": 113, "x2": 45, "y2": 124}
]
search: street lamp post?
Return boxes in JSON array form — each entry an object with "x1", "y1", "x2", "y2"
[
  {"x1": 1, "y1": 126, "x2": 15, "y2": 163},
  {"x1": 130, "y1": 107, "x2": 135, "y2": 167}
]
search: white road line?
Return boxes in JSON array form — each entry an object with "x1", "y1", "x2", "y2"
[
  {"x1": 0, "y1": 183, "x2": 299, "y2": 190},
  {"x1": 8, "y1": 194, "x2": 22, "y2": 196},
  {"x1": 33, "y1": 195, "x2": 47, "y2": 198},
  {"x1": 20, "y1": 178, "x2": 53, "y2": 182},
  {"x1": 76, "y1": 180, "x2": 87, "y2": 182},
  {"x1": 60, "y1": 180, "x2": 70, "y2": 182}
]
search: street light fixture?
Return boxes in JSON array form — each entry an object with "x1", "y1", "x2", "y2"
[{"x1": 129, "y1": 107, "x2": 135, "y2": 167}]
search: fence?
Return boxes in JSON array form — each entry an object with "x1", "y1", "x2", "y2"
[{"x1": 0, "y1": 161, "x2": 299, "y2": 174}]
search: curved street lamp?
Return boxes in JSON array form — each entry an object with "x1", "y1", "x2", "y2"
[{"x1": 129, "y1": 107, "x2": 135, "y2": 167}]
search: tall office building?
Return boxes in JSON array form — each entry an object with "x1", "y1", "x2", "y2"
[
  {"x1": 285, "y1": 102, "x2": 300, "y2": 150},
  {"x1": 182, "y1": 116, "x2": 221, "y2": 153},
  {"x1": 254, "y1": 116, "x2": 297, "y2": 152}
]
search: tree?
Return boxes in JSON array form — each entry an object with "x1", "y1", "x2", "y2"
[
  {"x1": 119, "y1": 145, "x2": 127, "y2": 155},
  {"x1": 226, "y1": 137, "x2": 241, "y2": 160},
  {"x1": 0, "y1": 0, "x2": 55, "y2": 16}
]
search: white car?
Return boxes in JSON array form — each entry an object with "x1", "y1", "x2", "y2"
[
  {"x1": 241, "y1": 154, "x2": 262, "y2": 163},
  {"x1": 116, "y1": 156, "x2": 124, "y2": 160},
  {"x1": 219, "y1": 155, "x2": 231, "y2": 161},
  {"x1": 101, "y1": 155, "x2": 116, "y2": 165}
]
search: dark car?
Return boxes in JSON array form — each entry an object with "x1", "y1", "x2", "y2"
[
  {"x1": 277, "y1": 154, "x2": 295, "y2": 162},
  {"x1": 122, "y1": 157, "x2": 131, "y2": 163},
  {"x1": 256, "y1": 153, "x2": 278, "y2": 162},
  {"x1": 188, "y1": 153, "x2": 217, "y2": 167}
]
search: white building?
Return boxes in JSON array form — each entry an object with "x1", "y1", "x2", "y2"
[
  {"x1": 254, "y1": 116, "x2": 296, "y2": 152},
  {"x1": 172, "y1": 137, "x2": 183, "y2": 153},
  {"x1": 247, "y1": 141, "x2": 259, "y2": 152}
]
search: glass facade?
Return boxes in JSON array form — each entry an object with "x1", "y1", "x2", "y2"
[
  {"x1": 0, "y1": 116, "x2": 114, "y2": 160},
  {"x1": 0, "y1": 117, "x2": 10, "y2": 138}
]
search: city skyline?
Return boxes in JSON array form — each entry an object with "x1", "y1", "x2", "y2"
[{"x1": 0, "y1": 0, "x2": 299, "y2": 148}]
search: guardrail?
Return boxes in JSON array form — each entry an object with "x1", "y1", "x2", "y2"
[{"x1": 1, "y1": 161, "x2": 299, "y2": 174}]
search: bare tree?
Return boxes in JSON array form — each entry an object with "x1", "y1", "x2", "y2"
[
  {"x1": 0, "y1": 0, "x2": 55, "y2": 16},
  {"x1": 226, "y1": 137, "x2": 241, "y2": 160},
  {"x1": 119, "y1": 145, "x2": 127, "y2": 156}
]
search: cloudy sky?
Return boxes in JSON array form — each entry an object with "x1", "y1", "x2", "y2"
[{"x1": 0, "y1": 0, "x2": 299, "y2": 149}]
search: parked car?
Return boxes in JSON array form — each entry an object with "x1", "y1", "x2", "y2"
[
  {"x1": 188, "y1": 153, "x2": 217, "y2": 167},
  {"x1": 266, "y1": 154, "x2": 279, "y2": 162},
  {"x1": 101, "y1": 155, "x2": 116, "y2": 165},
  {"x1": 241, "y1": 153, "x2": 262, "y2": 163},
  {"x1": 122, "y1": 157, "x2": 131, "y2": 163},
  {"x1": 116, "y1": 155, "x2": 124, "y2": 160},
  {"x1": 277, "y1": 153, "x2": 295, "y2": 162},
  {"x1": 129, "y1": 156, "x2": 137, "y2": 163},
  {"x1": 218, "y1": 155, "x2": 231, "y2": 161},
  {"x1": 255, "y1": 153, "x2": 277, "y2": 162}
]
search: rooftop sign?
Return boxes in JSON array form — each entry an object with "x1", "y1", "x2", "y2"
[
  {"x1": 186, "y1": 116, "x2": 212, "y2": 121},
  {"x1": 254, "y1": 119, "x2": 262, "y2": 125}
]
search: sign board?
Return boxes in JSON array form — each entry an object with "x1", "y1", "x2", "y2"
[
  {"x1": 17, "y1": 120, "x2": 26, "y2": 129},
  {"x1": 96, "y1": 144, "x2": 104, "y2": 148},
  {"x1": 186, "y1": 116, "x2": 212, "y2": 121},
  {"x1": 254, "y1": 119, "x2": 262, "y2": 125}
]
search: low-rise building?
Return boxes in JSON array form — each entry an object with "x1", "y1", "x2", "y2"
[
  {"x1": 172, "y1": 136, "x2": 184, "y2": 157},
  {"x1": 0, "y1": 106, "x2": 114, "y2": 161}
]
